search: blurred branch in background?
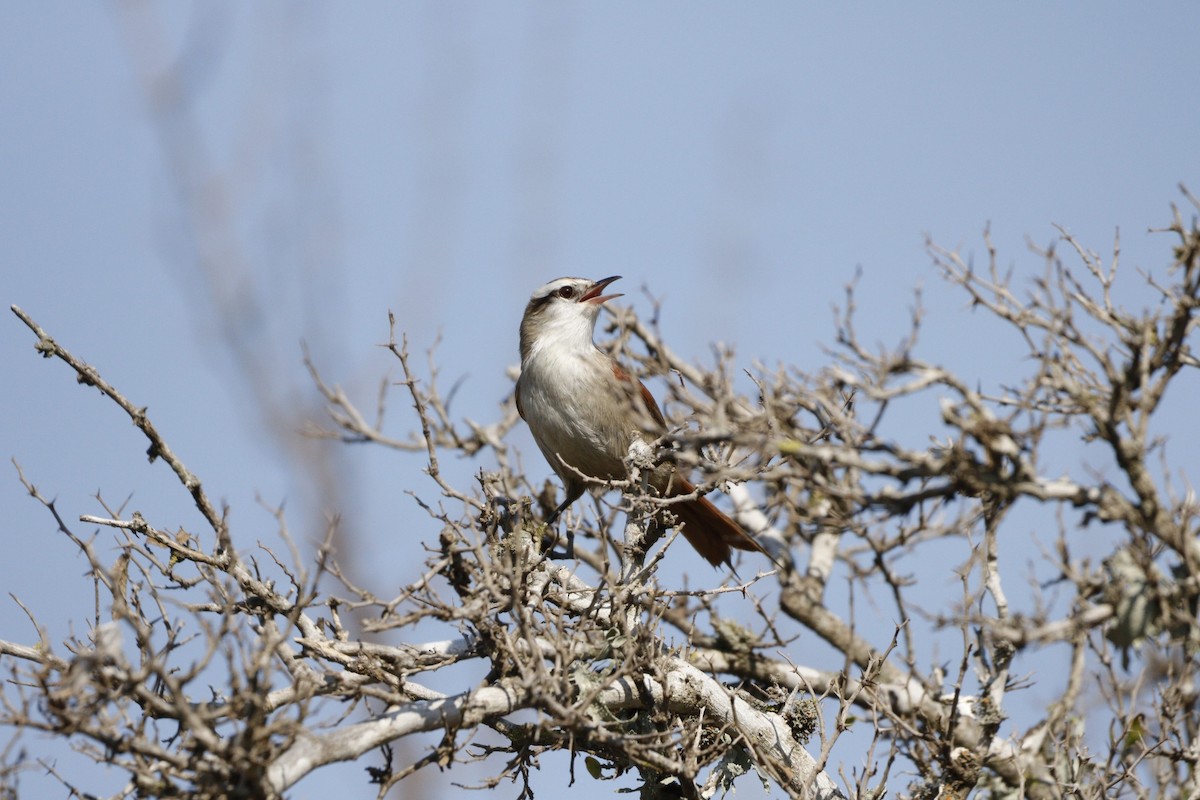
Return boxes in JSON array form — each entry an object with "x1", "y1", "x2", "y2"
[
  {"x1": 113, "y1": 1, "x2": 357, "y2": 564},
  {"x1": 2, "y1": 195, "x2": 1198, "y2": 798}
]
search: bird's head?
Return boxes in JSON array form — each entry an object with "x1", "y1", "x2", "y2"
[{"x1": 519, "y1": 276, "x2": 622, "y2": 361}]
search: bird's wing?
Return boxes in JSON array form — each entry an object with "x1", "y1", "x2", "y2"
[{"x1": 610, "y1": 362, "x2": 667, "y2": 429}]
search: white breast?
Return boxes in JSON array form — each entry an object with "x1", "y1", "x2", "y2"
[{"x1": 518, "y1": 347, "x2": 631, "y2": 484}]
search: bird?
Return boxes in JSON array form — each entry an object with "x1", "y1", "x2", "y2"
[{"x1": 514, "y1": 275, "x2": 771, "y2": 569}]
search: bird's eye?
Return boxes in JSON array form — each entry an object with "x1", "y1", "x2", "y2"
[{"x1": 557, "y1": 286, "x2": 576, "y2": 299}]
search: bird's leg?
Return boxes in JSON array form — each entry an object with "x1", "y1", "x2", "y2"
[
  {"x1": 545, "y1": 498, "x2": 570, "y2": 526},
  {"x1": 542, "y1": 485, "x2": 583, "y2": 560},
  {"x1": 545, "y1": 498, "x2": 576, "y2": 559}
]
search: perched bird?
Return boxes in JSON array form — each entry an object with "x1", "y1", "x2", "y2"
[{"x1": 514, "y1": 275, "x2": 770, "y2": 568}]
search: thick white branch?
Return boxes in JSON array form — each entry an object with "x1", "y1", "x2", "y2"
[
  {"x1": 266, "y1": 681, "x2": 526, "y2": 792},
  {"x1": 597, "y1": 659, "x2": 844, "y2": 799},
  {"x1": 265, "y1": 654, "x2": 845, "y2": 798}
]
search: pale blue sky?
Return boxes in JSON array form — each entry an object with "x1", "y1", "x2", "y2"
[{"x1": 2, "y1": 4, "x2": 1197, "y2": 797}]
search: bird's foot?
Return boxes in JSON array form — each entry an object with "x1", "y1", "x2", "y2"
[{"x1": 540, "y1": 528, "x2": 575, "y2": 560}]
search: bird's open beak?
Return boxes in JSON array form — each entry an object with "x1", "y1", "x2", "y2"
[{"x1": 580, "y1": 275, "x2": 623, "y2": 305}]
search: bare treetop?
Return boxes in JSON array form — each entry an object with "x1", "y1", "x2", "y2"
[{"x1": 3, "y1": 195, "x2": 1200, "y2": 799}]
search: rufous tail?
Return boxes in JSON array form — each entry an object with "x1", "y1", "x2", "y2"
[{"x1": 666, "y1": 477, "x2": 772, "y2": 569}]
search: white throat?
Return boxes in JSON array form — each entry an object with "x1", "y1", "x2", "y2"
[{"x1": 523, "y1": 306, "x2": 600, "y2": 366}]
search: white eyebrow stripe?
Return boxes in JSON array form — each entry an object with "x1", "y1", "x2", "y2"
[{"x1": 529, "y1": 277, "x2": 587, "y2": 301}]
